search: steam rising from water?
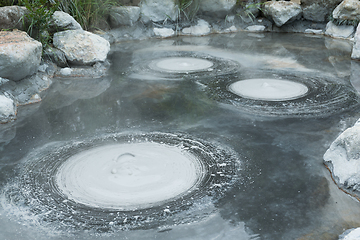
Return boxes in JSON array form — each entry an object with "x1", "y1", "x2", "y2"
[{"x1": 1, "y1": 133, "x2": 240, "y2": 232}]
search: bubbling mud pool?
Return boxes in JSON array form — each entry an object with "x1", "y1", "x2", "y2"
[
  {"x1": 1, "y1": 133, "x2": 240, "y2": 232},
  {"x1": 2, "y1": 32, "x2": 360, "y2": 240}
]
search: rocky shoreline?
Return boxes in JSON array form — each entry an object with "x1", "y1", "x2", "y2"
[
  {"x1": 1, "y1": 0, "x2": 360, "y2": 124},
  {"x1": 2, "y1": 0, "x2": 360, "y2": 239}
]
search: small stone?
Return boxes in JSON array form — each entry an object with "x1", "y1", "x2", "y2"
[
  {"x1": 325, "y1": 21, "x2": 355, "y2": 38},
  {"x1": 59, "y1": 67, "x2": 73, "y2": 76},
  {"x1": 246, "y1": 25, "x2": 266, "y2": 32},
  {"x1": 304, "y1": 29, "x2": 323, "y2": 34},
  {"x1": 224, "y1": 26, "x2": 237, "y2": 33},
  {"x1": 153, "y1": 27, "x2": 174, "y2": 38},
  {"x1": 352, "y1": 22, "x2": 360, "y2": 59},
  {"x1": 182, "y1": 19, "x2": 211, "y2": 36},
  {"x1": 0, "y1": 94, "x2": 16, "y2": 123}
]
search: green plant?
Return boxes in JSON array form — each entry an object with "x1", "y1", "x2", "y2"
[
  {"x1": 20, "y1": 0, "x2": 59, "y2": 47},
  {"x1": 236, "y1": 1, "x2": 264, "y2": 22},
  {"x1": 329, "y1": 15, "x2": 360, "y2": 27},
  {"x1": 58, "y1": 0, "x2": 120, "y2": 30},
  {"x1": 0, "y1": 0, "x2": 18, "y2": 7},
  {"x1": 176, "y1": 0, "x2": 199, "y2": 21}
]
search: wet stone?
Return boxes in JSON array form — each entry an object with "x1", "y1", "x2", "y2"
[
  {"x1": 325, "y1": 21, "x2": 355, "y2": 39},
  {"x1": 0, "y1": 94, "x2": 16, "y2": 123},
  {"x1": 0, "y1": 30, "x2": 42, "y2": 81},
  {"x1": 324, "y1": 121, "x2": 360, "y2": 199}
]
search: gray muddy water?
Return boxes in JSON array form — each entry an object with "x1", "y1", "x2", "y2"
[{"x1": 1, "y1": 32, "x2": 360, "y2": 240}]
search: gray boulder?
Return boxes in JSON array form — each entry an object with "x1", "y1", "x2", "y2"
[
  {"x1": 333, "y1": 0, "x2": 360, "y2": 22},
  {"x1": 303, "y1": 0, "x2": 343, "y2": 22},
  {"x1": 263, "y1": 1, "x2": 302, "y2": 27},
  {"x1": 140, "y1": 0, "x2": 178, "y2": 22},
  {"x1": 199, "y1": 0, "x2": 236, "y2": 18},
  {"x1": 302, "y1": 4, "x2": 328, "y2": 22},
  {"x1": 0, "y1": 30, "x2": 42, "y2": 81},
  {"x1": 301, "y1": 0, "x2": 342, "y2": 22},
  {"x1": 50, "y1": 11, "x2": 82, "y2": 32},
  {"x1": 43, "y1": 46, "x2": 68, "y2": 67},
  {"x1": 109, "y1": 6, "x2": 141, "y2": 27},
  {"x1": 0, "y1": 6, "x2": 27, "y2": 30},
  {"x1": 0, "y1": 93, "x2": 16, "y2": 123},
  {"x1": 53, "y1": 30, "x2": 110, "y2": 65},
  {"x1": 351, "y1": 23, "x2": 360, "y2": 59},
  {"x1": 325, "y1": 21, "x2": 355, "y2": 38},
  {"x1": 324, "y1": 121, "x2": 360, "y2": 198}
]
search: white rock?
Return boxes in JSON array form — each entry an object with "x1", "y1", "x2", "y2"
[
  {"x1": 324, "y1": 124, "x2": 360, "y2": 190},
  {"x1": 246, "y1": 25, "x2": 266, "y2": 32},
  {"x1": 59, "y1": 67, "x2": 73, "y2": 76},
  {"x1": 199, "y1": 0, "x2": 236, "y2": 18},
  {"x1": 351, "y1": 22, "x2": 360, "y2": 59},
  {"x1": 340, "y1": 228, "x2": 360, "y2": 240},
  {"x1": 224, "y1": 25, "x2": 237, "y2": 33},
  {"x1": 109, "y1": 6, "x2": 140, "y2": 27},
  {"x1": 325, "y1": 21, "x2": 355, "y2": 39},
  {"x1": 0, "y1": 6, "x2": 27, "y2": 30},
  {"x1": 51, "y1": 11, "x2": 82, "y2": 31},
  {"x1": 140, "y1": 0, "x2": 178, "y2": 22},
  {"x1": 0, "y1": 94, "x2": 16, "y2": 123},
  {"x1": 304, "y1": 29, "x2": 323, "y2": 34},
  {"x1": 53, "y1": 30, "x2": 110, "y2": 65},
  {"x1": 182, "y1": 19, "x2": 211, "y2": 36},
  {"x1": 333, "y1": 0, "x2": 360, "y2": 22},
  {"x1": 0, "y1": 30, "x2": 42, "y2": 81},
  {"x1": 263, "y1": 1, "x2": 302, "y2": 27},
  {"x1": 153, "y1": 27, "x2": 175, "y2": 38}
]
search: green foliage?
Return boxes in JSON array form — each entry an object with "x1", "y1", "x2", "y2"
[
  {"x1": 58, "y1": 0, "x2": 120, "y2": 30},
  {"x1": 0, "y1": 0, "x2": 18, "y2": 7},
  {"x1": 176, "y1": 0, "x2": 199, "y2": 21},
  {"x1": 236, "y1": 1, "x2": 264, "y2": 22},
  {"x1": 329, "y1": 15, "x2": 360, "y2": 27},
  {"x1": 20, "y1": 0, "x2": 59, "y2": 47}
]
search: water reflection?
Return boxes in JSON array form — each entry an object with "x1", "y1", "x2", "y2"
[{"x1": 1, "y1": 32, "x2": 360, "y2": 240}]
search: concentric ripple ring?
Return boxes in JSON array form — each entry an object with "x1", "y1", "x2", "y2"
[
  {"x1": 202, "y1": 70, "x2": 360, "y2": 118},
  {"x1": 1, "y1": 132, "x2": 241, "y2": 232}
]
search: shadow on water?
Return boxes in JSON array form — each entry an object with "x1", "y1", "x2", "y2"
[{"x1": 1, "y1": 32, "x2": 360, "y2": 240}]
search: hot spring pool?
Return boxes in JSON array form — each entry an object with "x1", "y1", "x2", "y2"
[{"x1": 1, "y1": 32, "x2": 360, "y2": 240}]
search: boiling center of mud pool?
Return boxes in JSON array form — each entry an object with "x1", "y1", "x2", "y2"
[
  {"x1": 55, "y1": 142, "x2": 204, "y2": 210},
  {"x1": 150, "y1": 57, "x2": 214, "y2": 72},
  {"x1": 229, "y1": 79, "x2": 309, "y2": 101}
]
